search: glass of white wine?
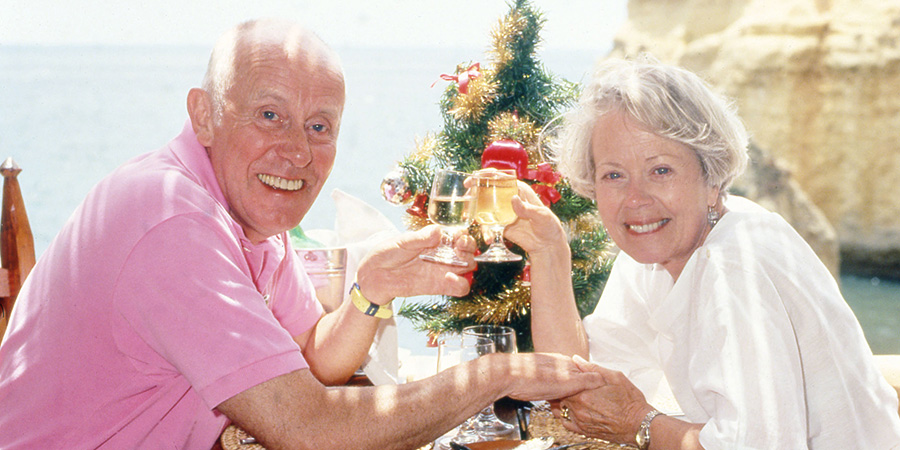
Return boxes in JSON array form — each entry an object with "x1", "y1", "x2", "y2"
[
  {"x1": 473, "y1": 169, "x2": 522, "y2": 263},
  {"x1": 419, "y1": 168, "x2": 476, "y2": 267}
]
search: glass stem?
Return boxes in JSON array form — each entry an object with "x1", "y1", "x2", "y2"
[
  {"x1": 441, "y1": 228, "x2": 454, "y2": 248},
  {"x1": 490, "y1": 225, "x2": 504, "y2": 247}
]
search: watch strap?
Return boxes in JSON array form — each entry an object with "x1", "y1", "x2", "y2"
[
  {"x1": 349, "y1": 282, "x2": 392, "y2": 319},
  {"x1": 635, "y1": 408, "x2": 664, "y2": 450}
]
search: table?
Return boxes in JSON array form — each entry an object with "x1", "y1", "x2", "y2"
[{"x1": 219, "y1": 402, "x2": 635, "y2": 450}]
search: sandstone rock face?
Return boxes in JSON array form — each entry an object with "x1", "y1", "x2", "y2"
[{"x1": 608, "y1": 0, "x2": 900, "y2": 279}]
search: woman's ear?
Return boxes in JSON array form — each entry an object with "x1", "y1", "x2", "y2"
[
  {"x1": 707, "y1": 185, "x2": 722, "y2": 208},
  {"x1": 187, "y1": 88, "x2": 214, "y2": 147}
]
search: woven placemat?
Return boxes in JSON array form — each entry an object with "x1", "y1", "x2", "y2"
[
  {"x1": 221, "y1": 408, "x2": 634, "y2": 450},
  {"x1": 220, "y1": 425, "x2": 266, "y2": 450},
  {"x1": 527, "y1": 406, "x2": 634, "y2": 449}
]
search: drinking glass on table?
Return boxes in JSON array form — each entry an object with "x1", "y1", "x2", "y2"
[
  {"x1": 473, "y1": 169, "x2": 522, "y2": 263},
  {"x1": 435, "y1": 334, "x2": 497, "y2": 449},
  {"x1": 462, "y1": 325, "x2": 518, "y2": 437},
  {"x1": 419, "y1": 169, "x2": 476, "y2": 267}
]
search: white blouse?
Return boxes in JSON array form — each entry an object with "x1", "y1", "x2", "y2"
[{"x1": 584, "y1": 196, "x2": 900, "y2": 449}]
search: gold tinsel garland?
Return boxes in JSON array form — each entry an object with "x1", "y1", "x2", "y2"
[
  {"x1": 410, "y1": 134, "x2": 437, "y2": 163},
  {"x1": 487, "y1": 112, "x2": 543, "y2": 163},
  {"x1": 447, "y1": 280, "x2": 532, "y2": 324},
  {"x1": 489, "y1": 10, "x2": 527, "y2": 66},
  {"x1": 449, "y1": 66, "x2": 497, "y2": 121}
]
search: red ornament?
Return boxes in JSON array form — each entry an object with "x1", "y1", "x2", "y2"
[
  {"x1": 405, "y1": 193, "x2": 429, "y2": 218},
  {"x1": 427, "y1": 332, "x2": 440, "y2": 348},
  {"x1": 481, "y1": 139, "x2": 529, "y2": 179}
]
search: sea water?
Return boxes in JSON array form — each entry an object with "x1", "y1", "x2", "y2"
[{"x1": 2, "y1": 45, "x2": 898, "y2": 356}]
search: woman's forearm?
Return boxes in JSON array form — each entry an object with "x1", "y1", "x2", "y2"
[{"x1": 528, "y1": 243, "x2": 589, "y2": 357}]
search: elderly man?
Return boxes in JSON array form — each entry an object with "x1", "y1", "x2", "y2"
[{"x1": 0, "y1": 19, "x2": 601, "y2": 450}]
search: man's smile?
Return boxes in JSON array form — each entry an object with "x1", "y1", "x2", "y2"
[{"x1": 257, "y1": 173, "x2": 304, "y2": 191}]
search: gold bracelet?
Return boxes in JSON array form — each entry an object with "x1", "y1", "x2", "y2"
[{"x1": 349, "y1": 283, "x2": 392, "y2": 319}]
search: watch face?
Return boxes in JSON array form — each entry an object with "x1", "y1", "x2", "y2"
[{"x1": 636, "y1": 431, "x2": 649, "y2": 448}]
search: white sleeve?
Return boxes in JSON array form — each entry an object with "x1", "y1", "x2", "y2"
[
  {"x1": 689, "y1": 257, "x2": 809, "y2": 449},
  {"x1": 583, "y1": 254, "x2": 665, "y2": 400}
]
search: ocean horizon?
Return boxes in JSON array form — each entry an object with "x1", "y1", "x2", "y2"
[{"x1": 1, "y1": 44, "x2": 898, "y2": 356}]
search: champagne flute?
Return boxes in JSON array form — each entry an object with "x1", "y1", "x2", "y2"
[
  {"x1": 462, "y1": 325, "x2": 518, "y2": 437},
  {"x1": 419, "y1": 169, "x2": 476, "y2": 267},
  {"x1": 435, "y1": 334, "x2": 497, "y2": 449},
  {"x1": 473, "y1": 169, "x2": 522, "y2": 263}
]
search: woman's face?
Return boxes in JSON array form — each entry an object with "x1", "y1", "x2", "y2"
[{"x1": 591, "y1": 111, "x2": 719, "y2": 279}]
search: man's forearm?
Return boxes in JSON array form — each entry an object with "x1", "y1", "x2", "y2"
[
  {"x1": 298, "y1": 298, "x2": 383, "y2": 385},
  {"x1": 219, "y1": 355, "x2": 512, "y2": 450}
]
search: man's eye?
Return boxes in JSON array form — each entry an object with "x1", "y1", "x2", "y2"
[
  {"x1": 263, "y1": 111, "x2": 277, "y2": 120},
  {"x1": 311, "y1": 123, "x2": 327, "y2": 133}
]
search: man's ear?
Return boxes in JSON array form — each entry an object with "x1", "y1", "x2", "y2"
[{"x1": 187, "y1": 88, "x2": 215, "y2": 147}]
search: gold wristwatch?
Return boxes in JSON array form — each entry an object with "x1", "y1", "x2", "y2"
[{"x1": 635, "y1": 409, "x2": 664, "y2": 450}]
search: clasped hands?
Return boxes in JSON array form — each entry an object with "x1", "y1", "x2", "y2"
[{"x1": 552, "y1": 356, "x2": 655, "y2": 446}]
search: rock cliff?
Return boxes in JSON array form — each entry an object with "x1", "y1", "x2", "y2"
[{"x1": 607, "y1": 0, "x2": 900, "y2": 279}]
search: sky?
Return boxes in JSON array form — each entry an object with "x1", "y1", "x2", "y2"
[{"x1": 1, "y1": 0, "x2": 628, "y2": 50}]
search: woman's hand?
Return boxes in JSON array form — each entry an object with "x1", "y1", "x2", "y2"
[
  {"x1": 555, "y1": 357, "x2": 654, "y2": 445},
  {"x1": 502, "y1": 181, "x2": 568, "y2": 257}
]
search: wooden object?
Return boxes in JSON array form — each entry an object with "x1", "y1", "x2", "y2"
[{"x1": 0, "y1": 157, "x2": 35, "y2": 342}]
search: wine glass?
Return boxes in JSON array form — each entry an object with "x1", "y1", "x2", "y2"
[
  {"x1": 473, "y1": 169, "x2": 522, "y2": 263},
  {"x1": 419, "y1": 169, "x2": 476, "y2": 267},
  {"x1": 462, "y1": 325, "x2": 518, "y2": 437},
  {"x1": 435, "y1": 334, "x2": 497, "y2": 449}
]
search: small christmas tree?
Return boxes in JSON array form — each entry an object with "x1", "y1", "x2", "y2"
[{"x1": 380, "y1": 0, "x2": 612, "y2": 351}]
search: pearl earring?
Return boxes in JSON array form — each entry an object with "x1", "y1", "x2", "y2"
[{"x1": 707, "y1": 205, "x2": 720, "y2": 227}]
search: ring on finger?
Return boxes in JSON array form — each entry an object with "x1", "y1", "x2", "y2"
[{"x1": 561, "y1": 405, "x2": 570, "y2": 420}]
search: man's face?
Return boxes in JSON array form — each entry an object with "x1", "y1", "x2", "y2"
[{"x1": 203, "y1": 43, "x2": 345, "y2": 243}]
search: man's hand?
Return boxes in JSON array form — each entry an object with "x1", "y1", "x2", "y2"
[
  {"x1": 497, "y1": 353, "x2": 606, "y2": 402},
  {"x1": 354, "y1": 225, "x2": 476, "y2": 305}
]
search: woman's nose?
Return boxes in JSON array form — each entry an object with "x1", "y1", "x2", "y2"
[{"x1": 624, "y1": 179, "x2": 653, "y2": 207}]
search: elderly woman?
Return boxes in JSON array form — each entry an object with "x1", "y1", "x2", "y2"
[{"x1": 506, "y1": 57, "x2": 900, "y2": 449}]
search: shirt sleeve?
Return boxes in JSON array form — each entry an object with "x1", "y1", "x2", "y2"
[
  {"x1": 689, "y1": 252, "x2": 809, "y2": 449},
  {"x1": 584, "y1": 254, "x2": 666, "y2": 399},
  {"x1": 112, "y1": 213, "x2": 310, "y2": 409}
]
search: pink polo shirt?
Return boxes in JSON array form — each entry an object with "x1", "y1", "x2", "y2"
[{"x1": 0, "y1": 121, "x2": 325, "y2": 449}]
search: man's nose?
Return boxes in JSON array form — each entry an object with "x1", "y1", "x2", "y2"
[{"x1": 279, "y1": 129, "x2": 313, "y2": 167}]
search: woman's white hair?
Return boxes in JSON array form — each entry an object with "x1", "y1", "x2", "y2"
[{"x1": 554, "y1": 55, "x2": 750, "y2": 199}]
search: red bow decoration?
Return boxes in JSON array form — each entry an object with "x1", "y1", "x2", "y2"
[
  {"x1": 525, "y1": 162, "x2": 563, "y2": 206},
  {"x1": 433, "y1": 63, "x2": 481, "y2": 94},
  {"x1": 526, "y1": 162, "x2": 563, "y2": 185},
  {"x1": 530, "y1": 184, "x2": 562, "y2": 206}
]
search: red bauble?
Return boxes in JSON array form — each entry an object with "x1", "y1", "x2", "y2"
[{"x1": 481, "y1": 139, "x2": 529, "y2": 179}]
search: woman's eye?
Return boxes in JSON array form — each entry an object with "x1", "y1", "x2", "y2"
[
  {"x1": 653, "y1": 167, "x2": 671, "y2": 175},
  {"x1": 604, "y1": 172, "x2": 622, "y2": 180}
]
